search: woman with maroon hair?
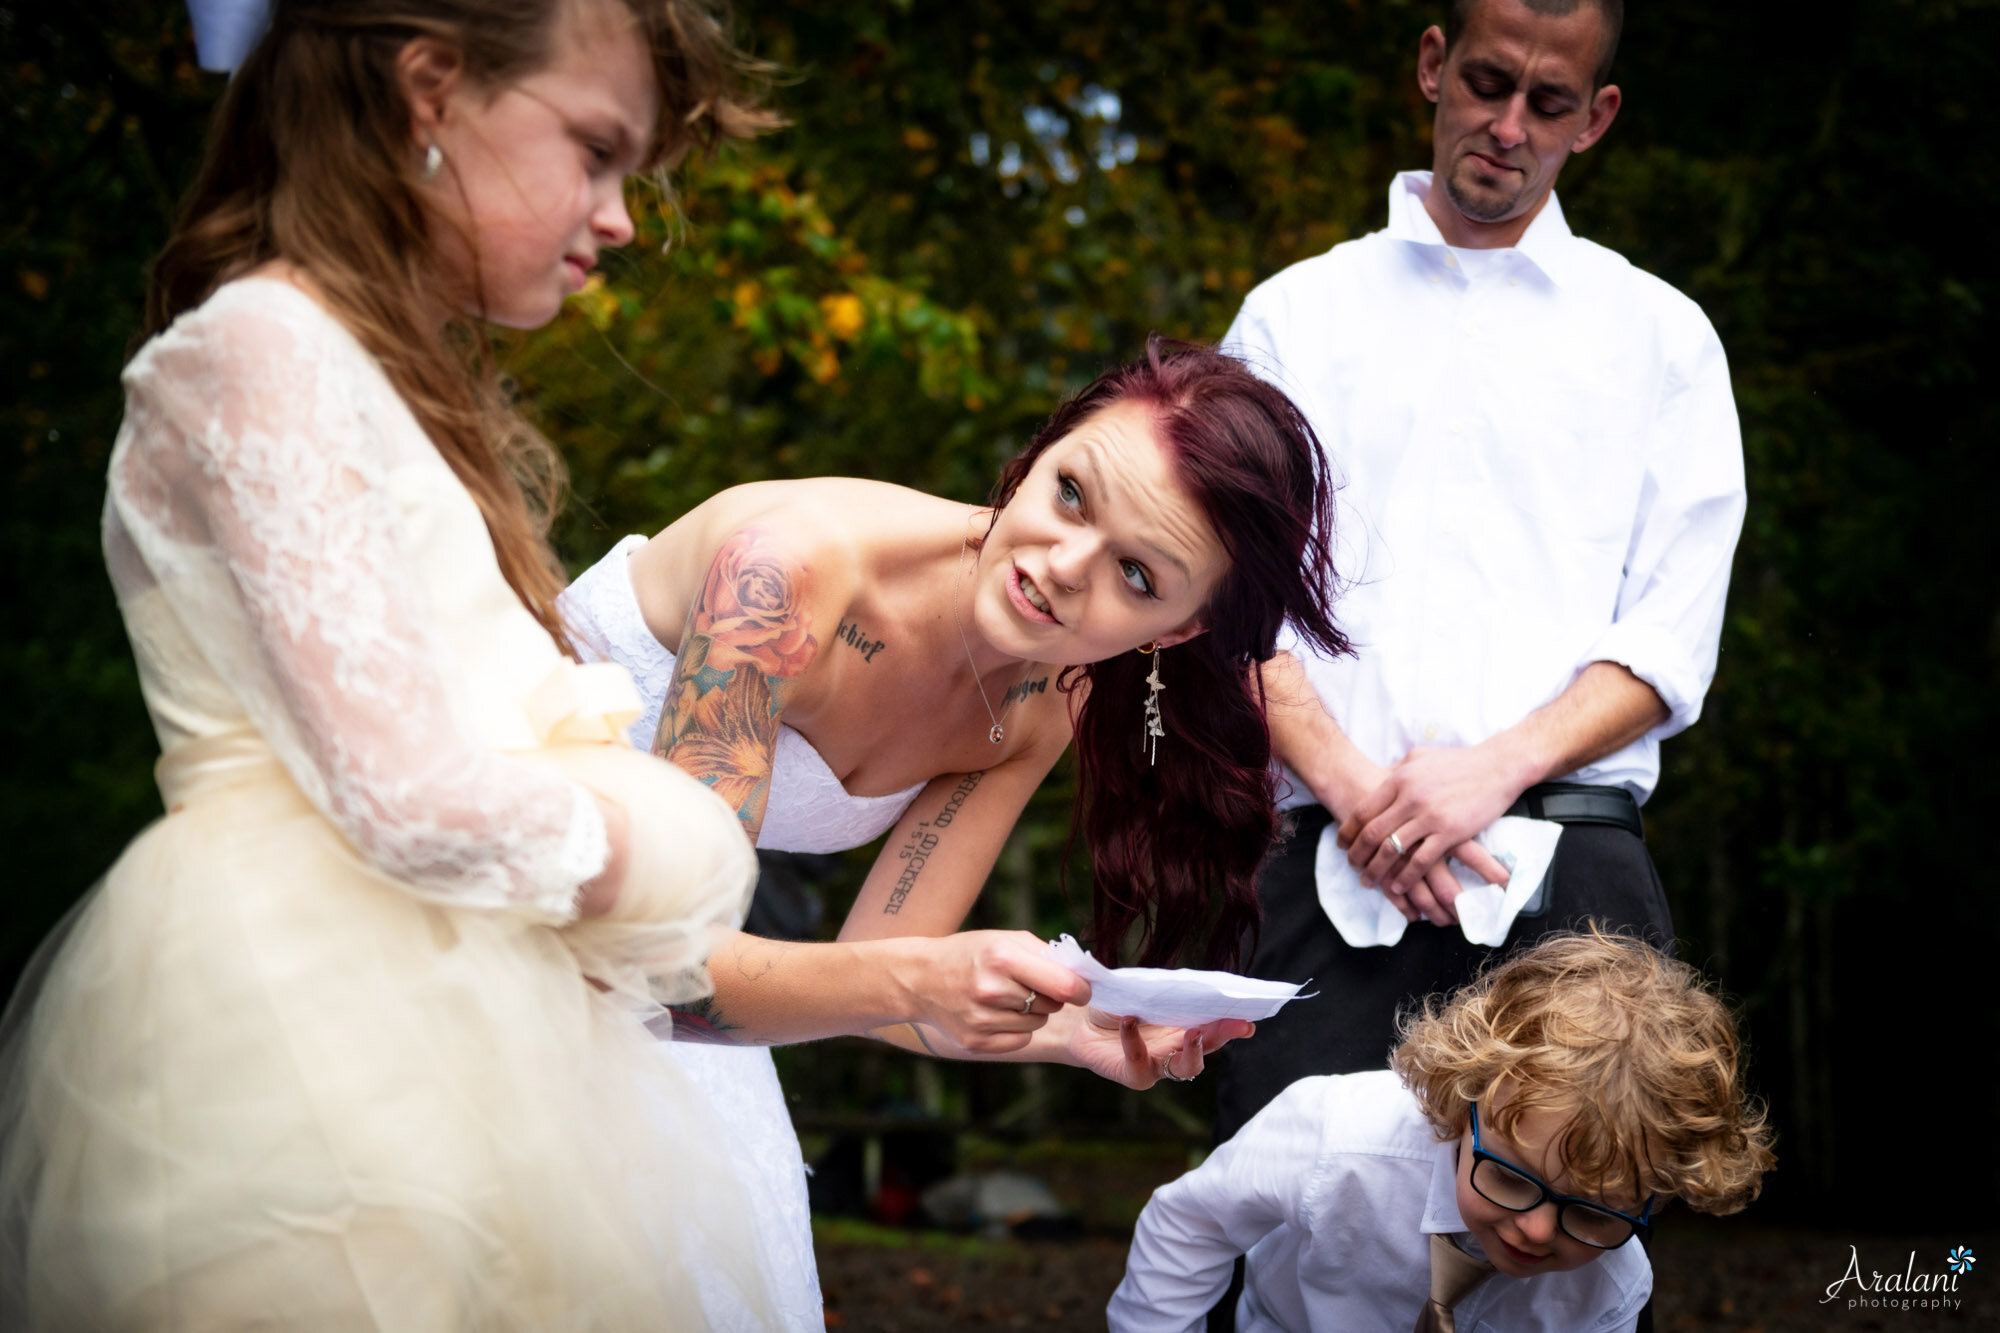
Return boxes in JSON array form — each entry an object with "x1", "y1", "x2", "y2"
[{"x1": 558, "y1": 337, "x2": 1347, "y2": 1323}]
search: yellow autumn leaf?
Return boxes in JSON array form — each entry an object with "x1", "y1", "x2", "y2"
[
  {"x1": 820, "y1": 293, "x2": 866, "y2": 341},
  {"x1": 731, "y1": 280, "x2": 762, "y2": 330}
]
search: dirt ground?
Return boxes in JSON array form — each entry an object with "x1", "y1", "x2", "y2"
[
  {"x1": 811, "y1": 1141, "x2": 1995, "y2": 1330},
  {"x1": 816, "y1": 1224, "x2": 1997, "y2": 1330}
]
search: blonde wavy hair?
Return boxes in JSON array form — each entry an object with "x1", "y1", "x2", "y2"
[
  {"x1": 146, "y1": 0, "x2": 779, "y2": 649},
  {"x1": 1392, "y1": 928, "x2": 1775, "y2": 1215}
]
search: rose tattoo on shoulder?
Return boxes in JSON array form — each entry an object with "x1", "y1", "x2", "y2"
[
  {"x1": 698, "y1": 531, "x2": 820, "y2": 679},
  {"x1": 653, "y1": 526, "x2": 821, "y2": 838}
]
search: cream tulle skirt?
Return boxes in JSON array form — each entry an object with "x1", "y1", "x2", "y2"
[{"x1": 0, "y1": 735, "x2": 774, "y2": 1331}]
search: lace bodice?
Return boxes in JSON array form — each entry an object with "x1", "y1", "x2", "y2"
[
  {"x1": 563, "y1": 536, "x2": 924, "y2": 854},
  {"x1": 105, "y1": 279, "x2": 607, "y2": 920}
]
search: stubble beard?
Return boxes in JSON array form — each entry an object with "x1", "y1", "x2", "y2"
[{"x1": 1443, "y1": 154, "x2": 1526, "y2": 223}]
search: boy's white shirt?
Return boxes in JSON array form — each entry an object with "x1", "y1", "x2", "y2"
[{"x1": 1109, "y1": 1069, "x2": 1650, "y2": 1333}]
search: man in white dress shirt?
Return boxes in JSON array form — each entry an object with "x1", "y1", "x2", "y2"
[{"x1": 1217, "y1": 0, "x2": 1746, "y2": 1143}]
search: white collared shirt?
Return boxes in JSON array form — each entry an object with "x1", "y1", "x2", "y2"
[
  {"x1": 1227, "y1": 172, "x2": 1746, "y2": 803},
  {"x1": 1108, "y1": 1070, "x2": 1650, "y2": 1332}
]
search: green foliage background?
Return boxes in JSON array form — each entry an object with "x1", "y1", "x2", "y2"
[{"x1": 4, "y1": 0, "x2": 1995, "y2": 1221}]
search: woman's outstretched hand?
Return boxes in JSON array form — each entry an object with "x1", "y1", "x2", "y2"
[
  {"x1": 1053, "y1": 1005, "x2": 1256, "y2": 1090},
  {"x1": 899, "y1": 930, "x2": 1093, "y2": 1054}
]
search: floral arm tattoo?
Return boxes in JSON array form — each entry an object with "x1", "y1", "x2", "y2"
[
  {"x1": 653, "y1": 524, "x2": 819, "y2": 846},
  {"x1": 654, "y1": 527, "x2": 817, "y2": 1046},
  {"x1": 666, "y1": 993, "x2": 744, "y2": 1046}
]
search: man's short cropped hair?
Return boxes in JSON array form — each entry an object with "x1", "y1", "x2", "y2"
[
  {"x1": 1391, "y1": 928, "x2": 1775, "y2": 1215},
  {"x1": 1444, "y1": 0, "x2": 1625, "y2": 89}
]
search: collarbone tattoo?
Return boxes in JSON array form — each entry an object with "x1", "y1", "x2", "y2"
[
  {"x1": 834, "y1": 617, "x2": 886, "y2": 663},
  {"x1": 1001, "y1": 675, "x2": 1049, "y2": 708}
]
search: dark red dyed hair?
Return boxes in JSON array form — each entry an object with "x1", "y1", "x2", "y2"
[{"x1": 989, "y1": 337, "x2": 1350, "y2": 968}]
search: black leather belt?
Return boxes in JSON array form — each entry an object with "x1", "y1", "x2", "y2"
[{"x1": 1504, "y1": 782, "x2": 1643, "y2": 838}]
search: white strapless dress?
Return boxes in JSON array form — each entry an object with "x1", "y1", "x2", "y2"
[
  {"x1": 563, "y1": 537, "x2": 925, "y2": 1332},
  {"x1": 0, "y1": 283, "x2": 775, "y2": 1330}
]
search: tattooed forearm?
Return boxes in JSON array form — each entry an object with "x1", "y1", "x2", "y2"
[
  {"x1": 931, "y1": 770, "x2": 984, "y2": 829},
  {"x1": 652, "y1": 525, "x2": 818, "y2": 841},
  {"x1": 883, "y1": 771, "x2": 985, "y2": 915},
  {"x1": 1001, "y1": 676, "x2": 1049, "y2": 707},
  {"x1": 834, "y1": 618, "x2": 886, "y2": 663},
  {"x1": 884, "y1": 824, "x2": 938, "y2": 917},
  {"x1": 666, "y1": 995, "x2": 748, "y2": 1045}
]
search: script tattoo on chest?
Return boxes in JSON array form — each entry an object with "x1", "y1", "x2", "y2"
[
  {"x1": 835, "y1": 618, "x2": 886, "y2": 663},
  {"x1": 1001, "y1": 676, "x2": 1049, "y2": 708},
  {"x1": 883, "y1": 770, "x2": 985, "y2": 916}
]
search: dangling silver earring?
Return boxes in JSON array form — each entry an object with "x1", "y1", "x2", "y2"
[
  {"x1": 1138, "y1": 642, "x2": 1165, "y2": 764},
  {"x1": 421, "y1": 140, "x2": 445, "y2": 182}
]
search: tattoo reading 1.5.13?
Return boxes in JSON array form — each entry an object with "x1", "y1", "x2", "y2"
[{"x1": 883, "y1": 771, "x2": 984, "y2": 915}]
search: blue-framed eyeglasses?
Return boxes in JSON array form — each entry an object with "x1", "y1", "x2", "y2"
[{"x1": 1467, "y1": 1103, "x2": 1655, "y2": 1250}]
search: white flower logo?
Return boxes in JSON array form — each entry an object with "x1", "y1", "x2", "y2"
[{"x1": 1947, "y1": 1246, "x2": 1975, "y2": 1274}]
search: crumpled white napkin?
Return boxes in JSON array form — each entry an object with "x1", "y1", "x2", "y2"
[
  {"x1": 1313, "y1": 815, "x2": 1563, "y2": 948},
  {"x1": 1044, "y1": 935, "x2": 1310, "y2": 1027}
]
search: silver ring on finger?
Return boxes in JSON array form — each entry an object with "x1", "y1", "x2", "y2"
[
  {"x1": 1163, "y1": 1035, "x2": 1203, "y2": 1082},
  {"x1": 1022, "y1": 990, "x2": 1038, "y2": 1014},
  {"x1": 1386, "y1": 832, "x2": 1407, "y2": 857}
]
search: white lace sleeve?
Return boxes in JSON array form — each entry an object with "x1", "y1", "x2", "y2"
[{"x1": 110, "y1": 284, "x2": 604, "y2": 921}]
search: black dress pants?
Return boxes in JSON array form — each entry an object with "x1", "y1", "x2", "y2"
[{"x1": 1213, "y1": 804, "x2": 1675, "y2": 1144}]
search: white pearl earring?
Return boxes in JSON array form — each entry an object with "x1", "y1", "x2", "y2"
[{"x1": 421, "y1": 141, "x2": 444, "y2": 182}]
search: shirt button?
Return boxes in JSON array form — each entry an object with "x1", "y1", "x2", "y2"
[
  {"x1": 1424, "y1": 725, "x2": 1439, "y2": 741},
  {"x1": 1430, "y1": 274, "x2": 1442, "y2": 285},
  {"x1": 1444, "y1": 253, "x2": 1458, "y2": 268},
  {"x1": 1509, "y1": 277, "x2": 1521, "y2": 287}
]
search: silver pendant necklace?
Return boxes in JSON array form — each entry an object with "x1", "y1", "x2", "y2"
[{"x1": 952, "y1": 534, "x2": 1031, "y2": 744}]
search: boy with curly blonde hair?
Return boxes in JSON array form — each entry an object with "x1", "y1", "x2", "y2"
[{"x1": 1110, "y1": 931, "x2": 1775, "y2": 1332}]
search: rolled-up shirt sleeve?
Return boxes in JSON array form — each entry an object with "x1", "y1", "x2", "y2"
[
  {"x1": 1109, "y1": 1079, "x2": 1323, "y2": 1332},
  {"x1": 1585, "y1": 315, "x2": 1746, "y2": 739}
]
